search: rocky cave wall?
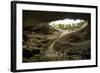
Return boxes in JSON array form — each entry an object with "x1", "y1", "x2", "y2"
[{"x1": 23, "y1": 10, "x2": 91, "y2": 61}]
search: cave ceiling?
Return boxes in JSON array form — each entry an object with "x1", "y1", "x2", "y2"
[{"x1": 23, "y1": 10, "x2": 90, "y2": 28}]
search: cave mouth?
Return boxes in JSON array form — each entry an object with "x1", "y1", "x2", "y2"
[
  {"x1": 23, "y1": 10, "x2": 91, "y2": 62},
  {"x1": 49, "y1": 19, "x2": 86, "y2": 31}
]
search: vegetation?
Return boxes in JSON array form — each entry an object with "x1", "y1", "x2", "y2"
[{"x1": 51, "y1": 21, "x2": 84, "y2": 30}]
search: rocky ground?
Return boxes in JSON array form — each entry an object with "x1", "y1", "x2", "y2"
[
  {"x1": 23, "y1": 24, "x2": 91, "y2": 62},
  {"x1": 23, "y1": 27, "x2": 63, "y2": 62}
]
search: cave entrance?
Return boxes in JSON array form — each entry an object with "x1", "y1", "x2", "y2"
[
  {"x1": 49, "y1": 19, "x2": 86, "y2": 32},
  {"x1": 23, "y1": 10, "x2": 91, "y2": 62}
]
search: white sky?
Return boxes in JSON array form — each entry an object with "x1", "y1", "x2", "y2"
[{"x1": 49, "y1": 19, "x2": 84, "y2": 26}]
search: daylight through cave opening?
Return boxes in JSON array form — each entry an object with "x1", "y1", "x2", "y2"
[{"x1": 23, "y1": 10, "x2": 91, "y2": 62}]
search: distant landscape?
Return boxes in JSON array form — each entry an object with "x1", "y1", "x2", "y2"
[{"x1": 22, "y1": 10, "x2": 91, "y2": 62}]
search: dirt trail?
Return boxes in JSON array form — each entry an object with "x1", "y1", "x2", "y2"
[{"x1": 45, "y1": 23, "x2": 88, "y2": 56}]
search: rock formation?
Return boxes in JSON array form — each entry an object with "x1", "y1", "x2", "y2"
[{"x1": 23, "y1": 10, "x2": 91, "y2": 62}]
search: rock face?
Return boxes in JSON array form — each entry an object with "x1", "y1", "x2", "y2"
[
  {"x1": 23, "y1": 10, "x2": 91, "y2": 62},
  {"x1": 23, "y1": 26, "x2": 62, "y2": 62},
  {"x1": 53, "y1": 23, "x2": 91, "y2": 60}
]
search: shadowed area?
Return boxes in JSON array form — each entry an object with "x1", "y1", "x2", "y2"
[{"x1": 22, "y1": 10, "x2": 91, "y2": 62}]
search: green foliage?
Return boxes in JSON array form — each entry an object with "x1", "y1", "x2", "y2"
[
  {"x1": 52, "y1": 21, "x2": 85, "y2": 30},
  {"x1": 58, "y1": 24, "x2": 65, "y2": 29}
]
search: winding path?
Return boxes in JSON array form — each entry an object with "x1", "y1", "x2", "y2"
[{"x1": 45, "y1": 23, "x2": 88, "y2": 56}]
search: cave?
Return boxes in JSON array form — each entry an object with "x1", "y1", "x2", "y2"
[{"x1": 22, "y1": 10, "x2": 91, "y2": 62}]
